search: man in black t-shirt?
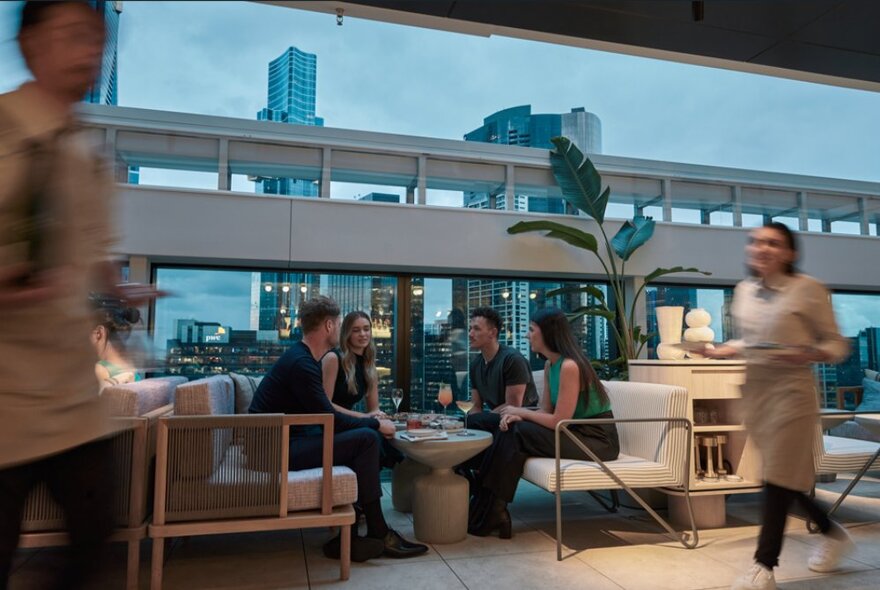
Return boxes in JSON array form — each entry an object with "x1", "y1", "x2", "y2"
[
  {"x1": 250, "y1": 296, "x2": 426, "y2": 561},
  {"x1": 466, "y1": 307, "x2": 539, "y2": 435}
]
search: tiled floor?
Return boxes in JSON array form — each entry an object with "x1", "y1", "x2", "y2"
[{"x1": 10, "y1": 475, "x2": 880, "y2": 590}]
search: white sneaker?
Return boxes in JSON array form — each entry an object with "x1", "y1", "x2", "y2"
[
  {"x1": 808, "y1": 522, "x2": 855, "y2": 572},
  {"x1": 730, "y1": 562, "x2": 776, "y2": 590}
]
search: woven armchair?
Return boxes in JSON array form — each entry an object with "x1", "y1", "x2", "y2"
[
  {"x1": 18, "y1": 377, "x2": 181, "y2": 590},
  {"x1": 149, "y1": 413, "x2": 356, "y2": 590}
]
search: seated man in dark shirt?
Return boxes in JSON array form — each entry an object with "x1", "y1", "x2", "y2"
[
  {"x1": 465, "y1": 307, "x2": 539, "y2": 435},
  {"x1": 249, "y1": 296, "x2": 426, "y2": 561}
]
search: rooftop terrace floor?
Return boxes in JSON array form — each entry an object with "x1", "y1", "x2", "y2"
[{"x1": 10, "y1": 475, "x2": 880, "y2": 590}]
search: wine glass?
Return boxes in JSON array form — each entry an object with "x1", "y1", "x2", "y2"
[
  {"x1": 391, "y1": 388, "x2": 404, "y2": 414},
  {"x1": 437, "y1": 384, "x2": 453, "y2": 423},
  {"x1": 455, "y1": 396, "x2": 475, "y2": 436}
]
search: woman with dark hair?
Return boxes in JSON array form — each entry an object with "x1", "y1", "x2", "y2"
[
  {"x1": 321, "y1": 310, "x2": 383, "y2": 418},
  {"x1": 704, "y1": 222, "x2": 852, "y2": 590},
  {"x1": 468, "y1": 307, "x2": 619, "y2": 538},
  {"x1": 90, "y1": 295, "x2": 143, "y2": 391}
]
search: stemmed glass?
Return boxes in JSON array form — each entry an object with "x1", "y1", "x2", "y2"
[
  {"x1": 391, "y1": 388, "x2": 404, "y2": 415},
  {"x1": 437, "y1": 384, "x2": 453, "y2": 424},
  {"x1": 455, "y1": 396, "x2": 475, "y2": 436}
]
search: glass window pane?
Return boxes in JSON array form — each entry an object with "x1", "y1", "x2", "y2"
[
  {"x1": 409, "y1": 277, "x2": 612, "y2": 412},
  {"x1": 645, "y1": 285, "x2": 734, "y2": 359},
  {"x1": 818, "y1": 293, "x2": 880, "y2": 409},
  {"x1": 153, "y1": 268, "x2": 397, "y2": 412}
]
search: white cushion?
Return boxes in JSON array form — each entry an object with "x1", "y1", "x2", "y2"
[
  {"x1": 815, "y1": 434, "x2": 880, "y2": 474},
  {"x1": 523, "y1": 453, "x2": 679, "y2": 491},
  {"x1": 523, "y1": 380, "x2": 689, "y2": 493},
  {"x1": 287, "y1": 467, "x2": 358, "y2": 512}
]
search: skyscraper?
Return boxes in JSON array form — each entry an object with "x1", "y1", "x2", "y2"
[
  {"x1": 248, "y1": 272, "x2": 321, "y2": 342},
  {"x1": 256, "y1": 47, "x2": 324, "y2": 197},
  {"x1": 461, "y1": 106, "x2": 604, "y2": 358},
  {"x1": 463, "y1": 105, "x2": 602, "y2": 213},
  {"x1": 83, "y1": 1, "x2": 121, "y2": 106}
]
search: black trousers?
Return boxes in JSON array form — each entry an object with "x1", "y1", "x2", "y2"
[
  {"x1": 755, "y1": 482, "x2": 830, "y2": 569},
  {"x1": 458, "y1": 412, "x2": 502, "y2": 471},
  {"x1": 467, "y1": 411, "x2": 502, "y2": 435},
  {"x1": 0, "y1": 437, "x2": 116, "y2": 590},
  {"x1": 380, "y1": 438, "x2": 404, "y2": 469},
  {"x1": 289, "y1": 427, "x2": 383, "y2": 505},
  {"x1": 479, "y1": 414, "x2": 620, "y2": 503}
]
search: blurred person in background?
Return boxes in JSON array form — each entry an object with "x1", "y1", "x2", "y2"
[
  {"x1": 90, "y1": 294, "x2": 144, "y2": 391},
  {"x1": 0, "y1": 2, "x2": 162, "y2": 588}
]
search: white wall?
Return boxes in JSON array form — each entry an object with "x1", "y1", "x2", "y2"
[{"x1": 117, "y1": 185, "x2": 880, "y2": 291}]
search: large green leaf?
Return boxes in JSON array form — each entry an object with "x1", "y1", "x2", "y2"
[
  {"x1": 611, "y1": 215, "x2": 655, "y2": 261},
  {"x1": 545, "y1": 284, "x2": 606, "y2": 304},
  {"x1": 549, "y1": 136, "x2": 609, "y2": 224},
  {"x1": 566, "y1": 306, "x2": 616, "y2": 323},
  {"x1": 644, "y1": 266, "x2": 713, "y2": 283},
  {"x1": 507, "y1": 220, "x2": 598, "y2": 254}
]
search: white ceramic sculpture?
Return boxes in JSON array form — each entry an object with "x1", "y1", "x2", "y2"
[
  {"x1": 655, "y1": 306, "x2": 686, "y2": 360},
  {"x1": 684, "y1": 308, "x2": 714, "y2": 358}
]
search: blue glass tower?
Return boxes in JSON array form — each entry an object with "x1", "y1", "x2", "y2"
[
  {"x1": 463, "y1": 105, "x2": 602, "y2": 213},
  {"x1": 256, "y1": 47, "x2": 324, "y2": 197},
  {"x1": 84, "y1": 1, "x2": 121, "y2": 106},
  {"x1": 461, "y1": 106, "x2": 604, "y2": 360}
]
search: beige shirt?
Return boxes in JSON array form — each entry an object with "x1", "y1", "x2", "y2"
[
  {"x1": 730, "y1": 273, "x2": 850, "y2": 366},
  {"x1": 0, "y1": 84, "x2": 115, "y2": 467},
  {"x1": 730, "y1": 273, "x2": 849, "y2": 491}
]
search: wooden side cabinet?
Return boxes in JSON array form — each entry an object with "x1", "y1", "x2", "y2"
[{"x1": 629, "y1": 360, "x2": 763, "y2": 527}]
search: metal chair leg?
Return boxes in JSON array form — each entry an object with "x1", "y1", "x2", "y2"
[{"x1": 807, "y1": 447, "x2": 880, "y2": 533}]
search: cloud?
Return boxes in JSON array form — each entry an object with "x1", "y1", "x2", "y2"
[{"x1": 3, "y1": 1, "x2": 879, "y2": 345}]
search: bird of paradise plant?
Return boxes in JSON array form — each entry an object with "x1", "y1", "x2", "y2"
[{"x1": 508, "y1": 136, "x2": 710, "y2": 375}]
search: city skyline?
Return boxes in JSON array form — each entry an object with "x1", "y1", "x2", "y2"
[{"x1": 1, "y1": 2, "x2": 877, "y2": 395}]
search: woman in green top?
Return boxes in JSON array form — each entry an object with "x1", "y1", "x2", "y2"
[
  {"x1": 469, "y1": 308, "x2": 619, "y2": 539},
  {"x1": 90, "y1": 295, "x2": 143, "y2": 391}
]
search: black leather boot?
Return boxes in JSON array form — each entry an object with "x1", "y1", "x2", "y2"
[{"x1": 468, "y1": 496, "x2": 512, "y2": 539}]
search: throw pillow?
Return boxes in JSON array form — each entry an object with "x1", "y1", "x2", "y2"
[
  {"x1": 855, "y1": 378, "x2": 880, "y2": 412},
  {"x1": 229, "y1": 372, "x2": 264, "y2": 414},
  {"x1": 865, "y1": 368, "x2": 880, "y2": 381}
]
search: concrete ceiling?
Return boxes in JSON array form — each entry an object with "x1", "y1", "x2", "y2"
[{"x1": 267, "y1": 1, "x2": 880, "y2": 92}]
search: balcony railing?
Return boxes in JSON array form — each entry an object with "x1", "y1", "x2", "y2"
[{"x1": 79, "y1": 103, "x2": 880, "y2": 237}]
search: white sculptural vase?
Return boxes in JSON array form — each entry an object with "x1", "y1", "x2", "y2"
[
  {"x1": 655, "y1": 306, "x2": 686, "y2": 360},
  {"x1": 684, "y1": 308, "x2": 714, "y2": 358}
]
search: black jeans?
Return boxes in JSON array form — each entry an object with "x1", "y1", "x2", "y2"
[
  {"x1": 478, "y1": 414, "x2": 620, "y2": 503},
  {"x1": 0, "y1": 437, "x2": 116, "y2": 590},
  {"x1": 467, "y1": 411, "x2": 502, "y2": 435},
  {"x1": 458, "y1": 412, "x2": 502, "y2": 470},
  {"x1": 289, "y1": 427, "x2": 383, "y2": 505},
  {"x1": 755, "y1": 482, "x2": 830, "y2": 569}
]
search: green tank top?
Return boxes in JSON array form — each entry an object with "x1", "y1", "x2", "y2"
[
  {"x1": 98, "y1": 360, "x2": 143, "y2": 382},
  {"x1": 548, "y1": 356, "x2": 610, "y2": 419}
]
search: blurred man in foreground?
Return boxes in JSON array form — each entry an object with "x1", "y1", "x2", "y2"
[{"x1": 0, "y1": 3, "x2": 162, "y2": 587}]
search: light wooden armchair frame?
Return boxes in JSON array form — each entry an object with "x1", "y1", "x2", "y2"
[
  {"x1": 18, "y1": 404, "x2": 171, "y2": 590},
  {"x1": 149, "y1": 413, "x2": 355, "y2": 590},
  {"x1": 836, "y1": 386, "x2": 864, "y2": 410}
]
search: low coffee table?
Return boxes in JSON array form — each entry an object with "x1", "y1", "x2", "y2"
[{"x1": 390, "y1": 430, "x2": 491, "y2": 544}]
